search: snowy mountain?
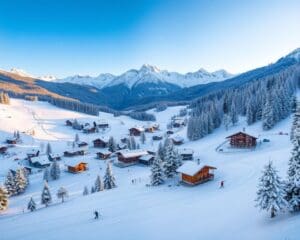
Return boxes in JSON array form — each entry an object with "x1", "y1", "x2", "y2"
[
  {"x1": 10, "y1": 68, "x2": 34, "y2": 78},
  {"x1": 57, "y1": 64, "x2": 234, "y2": 89}
]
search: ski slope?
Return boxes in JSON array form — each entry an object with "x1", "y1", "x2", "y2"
[{"x1": 0, "y1": 99, "x2": 298, "y2": 240}]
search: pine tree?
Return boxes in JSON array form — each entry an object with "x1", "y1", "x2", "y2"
[
  {"x1": 255, "y1": 161, "x2": 286, "y2": 218},
  {"x1": 91, "y1": 186, "x2": 95, "y2": 194},
  {"x1": 83, "y1": 186, "x2": 89, "y2": 196},
  {"x1": 108, "y1": 136, "x2": 117, "y2": 152},
  {"x1": 75, "y1": 133, "x2": 80, "y2": 143},
  {"x1": 15, "y1": 169, "x2": 27, "y2": 194},
  {"x1": 230, "y1": 102, "x2": 238, "y2": 126},
  {"x1": 57, "y1": 187, "x2": 68, "y2": 203},
  {"x1": 27, "y1": 197, "x2": 36, "y2": 212},
  {"x1": 262, "y1": 94, "x2": 275, "y2": 130},
  {"x1": 290, "y1": 103, "x2": 300, "y2": 142},
  {"x1": 46, "y1": 143, "x2": 52, "y2": 155},
  {"x1": 130, "y1": 136, "x2": 137, "y2": 150},
  {"x1": 41, "y1": 182, "x2": 52, "y2": 207},
  {"x1": 140, "y1": 132, "x2": 146, "y2": 144},
  {"x1": 0, "y1": 186, "x2": 9, "y2": 211},
  {"x1": 94, "y1": 175, "x2": 104, "y2": 192},
  {"x1": 4, "y1": 171, "x2": 17, "y2": 196},
  {"x1": 157, "y1": 142, "x2": 164, "y2": 161},
  {"x1": 150, "y1": 154, "x2": 164, "y2": 186},
  {"x1": 103, "y1": 163, "x2": 116, "y2": 189},
  {"x1": 286, "y1": 137, "x2": 300, "y2": 212},
  {"x1": 43, "y1": 167, "x2": 50, "y2": 182},
  {"x1": 163, "y1": 140, "x2": 179, "y2": 178},
  {"x1": 50, "y1": 159, "x2": 60, "y2": 180}
]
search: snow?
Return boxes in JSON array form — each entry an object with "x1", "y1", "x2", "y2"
[
  {"x1": 177, "y1": 161, "x2": 206, "y2": 176},
  {"x1": 29, "y1": 155, "x2": 51, "y2": 165},
  {"x1": 56, "y1": 64, "x2": 234, "y2": 89},
  {"x1": 0, "y1": 98, "x2": 298, "y2": 240},
  {"x1": 139, "y1": 154, "x2": 154, "y2": 162},
  {"x1": 117, "y1": 149, "x2": 149, "y2": 158}
]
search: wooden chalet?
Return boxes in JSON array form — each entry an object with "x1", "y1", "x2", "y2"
[
  {"x1": 139, "y1": 154, "x2": 155, "y2": 165},
  {"x1": 117, "y1": 142, "x2": 127, "y2": 150},
  {"x1": 93, "y1": 138, "x2": 108, "y2": 148},
  {"x1": 6, "y1": 137, "x2": 19, "y2": 145},
  {"x1": 171, "y1": 136, "x2": 184, "y2": 145},
  {"x1": 64, "y1": 149, "x2": 87, "y2": 157},
  {"x1": 97, "y1": 121, "x2": 109, "y2": 129},
  {"x1": 178, "y1": 148, "x2": 194, "y2": 161},
  {"x1": 166, "y1": 130, "x2": 174, "y2": 135},
  {"x1": 27, "y1": 150, "x2": 40, "y2": 159},
  {"x1": 29, "y1": 155, "x2": 51, "y2": 168},
  {"x1": 177, "y1": 161, "x2": 216, "y2": 185},
  {"x1": 66, "y1": 120, "x2": 73, "y2": 126},
  {"x1": 226, "y1": 132, "x2": 257, "y2": 148},
  {"x1": 49, "y1": 153, "x2": 61, "y2": 161},
  {"x1": 152, "y1": 135, "x2": 163, "y2": 141},
  {"x1": 144, "y1": 123, "x2": 159, "y2": 133},
  {"x1": 83, "y1": 126, "x2": 97, "y2": 134},
  {"x1": 67, "y1": 161, "x2": 88, "y2": 173},
  {"x1": 129, "y1": 127, "x2": 145, "y2": 136},
  {"x1": 172, "y1": 117, "x2": 185, "y2": 128},
  {"x1": 96, "y1": 149, "x2": 112, "y2": 160},
  {"x1": 76, "y1": 141, "x2": 88, "y2": 148},
  {"x1": 116, "y1": 150, "x2": 149, "y2": 164},
  {"x1": 0, "y1": 145, "x2": 8, "y2": 154}
]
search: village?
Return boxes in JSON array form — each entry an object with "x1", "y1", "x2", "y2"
[{"x1": 0, "y1": 98, "x2": 293, "y2": 240}]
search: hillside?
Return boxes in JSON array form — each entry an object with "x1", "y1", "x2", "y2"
[
  {"x1": 0, "y1": 99, "x2": 297, "y2": 240},
  {"x1": 0, "y1": 49, "x2": 299, "y2": 110}
]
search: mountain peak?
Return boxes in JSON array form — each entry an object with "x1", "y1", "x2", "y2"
[
  {"x1": 140, "y1": 64, "x2": 160, "y2": 73},
  {"x1": 10, "y1": 68, "x2": 34, "y2": 78},
  {"x1": 285, "y1": 48, "x2": 300, "y2": 61}
]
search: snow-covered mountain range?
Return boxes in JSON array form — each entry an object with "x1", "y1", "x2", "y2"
[{"x1": 56, "y1": 65, "x2": 234, "y2": 89}]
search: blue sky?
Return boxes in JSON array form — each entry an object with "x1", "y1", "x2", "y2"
[{"x1": 0, "y1": 0, "x2": 299, "y2": 77}]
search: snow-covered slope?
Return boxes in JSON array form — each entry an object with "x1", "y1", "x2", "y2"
[
  {"x1": 0, "y1": 99, "x2": 297, "y2": 240},
  {"x1": 10, "y1": 68, "x2": 34, "y2": 78},
  {"x1": 57, "y1": 64, "x2": 234, "y2": 89}
]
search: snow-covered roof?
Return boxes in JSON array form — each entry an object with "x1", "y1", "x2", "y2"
[
  {"x1": 178, "y1": 148, "x2": 194, "y2": 155},
  {"x1": 66, "y1": 158, "x2": 88, "y2": 166},
  {"x1": 130, "y1": 126, "x2": 145, "y2": 132},
  {"x1": 177, "y1": 161, "x2": 216, "y2": 176},
  {"x1": 139, "y1": 154, "x2": 154, "y2": 162},
  {"x1": 30, "y1": 155, "x2": 51, "y2": 165},
  {"x1": 172, "y1": 136, "x2": 184, "y2": 142},
  {"x1": 49, "y1": 153, "x2": 61, "y2": 158},
  {"x1": 118, "y1": 149, "x2": 149, "y2": 158},
  {"x1": 93, "y1": 137, "x2": 109, "y2": 143},
  {"x1": 97, "y1": 149, "x2": 112, "y2": 155}
]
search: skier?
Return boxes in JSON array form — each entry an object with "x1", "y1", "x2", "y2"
[
  {"x1": 94, "y1": 210, "x2": 99, "y2": 219},
  {"x1": 220, "y1": 181, "x2": 224, "y2": 188}
]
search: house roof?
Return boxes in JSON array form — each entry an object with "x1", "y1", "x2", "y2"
[
  {"x1": 178, "y1": 148, "x2": 194, "y2": 155},
  {"x1": 118, "y1": 149, "x2": 149, "y2": 158},
  {"x1": 177, "y1": 161, "x2": 216, "y2": 176},
  {"x1": 30, "y1": 155, "x2": 51, "y2": 165},
  {"x1": 66, "y1": 158, "x2": 88, "y2": 166},
  {"x1": 226, "y1": 131, "x2": 257, "y2": 139},
  {"x1": 93, "y1": 137, "x2": 109, "y2": 143},
  {"x1": 139, "y1": 154, "x2": 154, "y2": 162},
  {"x1": 97, "y1": 149, "x2": 112, "y2": 155},
  {"x1": 172, "y1": 136, "x2": 184, "y2": 142},
  {"x1": 130, "y1": 126, "x2": 145, "y2": 132}
]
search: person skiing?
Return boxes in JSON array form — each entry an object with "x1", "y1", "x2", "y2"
[
  {"x1": 220, "y1": 181, "x2": 224, "y2": 188},
  {"x1": 94, "y1": 210, "x2": 99, "y2": 219}
]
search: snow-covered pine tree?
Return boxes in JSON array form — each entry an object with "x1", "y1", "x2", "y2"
[
  {"x1": 255, "y1": 161, "x2": 286, "y2": 218},
  {"x1": 0, "y1": 186, "x2": 9, "y2": 211},
  {"x1": 75, "y1": 133, "x2": 80, "y2": 143},
  {"x1": 50, "y1": 159, "x2": 60, "y2": 180},
  {"x1": 157, "y1": 142, "x2": 165, "y2": 161},
  {"x1": 108, "y1": 136, "x2": 117, "y2": 152},
  {"x1": 163, "y1": 140, "x2": 179, "y2": 178},
  {"x1": 46, "y1": 142, "x2": 52, "y2": 155},
  {"x1": 57, "y1": 187, "x2": 68, "y2": 203},
  {"x1": 15, "y1": 168, "x2": 27, "y2": 194},
  {"x1": 140, "y1": 132, "x2": 146, "y2": 144},
  {"x1": 262, "y1": 93, "x2": 275, "y2": 130},
  {"x1": 43, "y1": 167, "x2": 50, "y2": 182},
  {"x1": 290, "y1": 102, "x2": 300, "y2": 142},
  {"x1": 94, "y1": 175, "x2": 104, "y2": 192},
  {"x1": 83, "y1": 186, "x2": 89, "y2": 196},
  {"x1": 27, "y1": 197, "x2": 36, "y2": 212},
  {"x1": 286, "y1": 137, "x2": 300, "y2": 212},
  {"x1": 291, "y1": 95, "x2": 297, "y2": 113},
  {"x1": 150, "y1": 154, "x2": 164, "y2": 186},
  {"x1": 41, "y1": 182, "x2": 52, "y2": 207},
  {"x1": 223, "y1": 114, "x2": 230, "y2": 131},
  {"x1": 103, "y1": 163, "x2": 116, "y2": 189},
  {"x1": 230, "y1": 101, "x2": 238, "y2": 126},
  {"x1": 130, "y1": 136, "x2": 137, "y2": 150},
  {"x1": 4, "y1": 171, "x2": 16, "y2": 196},
  {"x1": 246, "y1": 98, "x2": 256, "y2": 125}
]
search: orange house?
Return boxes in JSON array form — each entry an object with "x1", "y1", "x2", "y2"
[
  {"x1": 67, "y1": 161, "x2": 88, "y2": 173},
  {"x1": 177, "y1": 161, "x2": 216, "y2": 185}
]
